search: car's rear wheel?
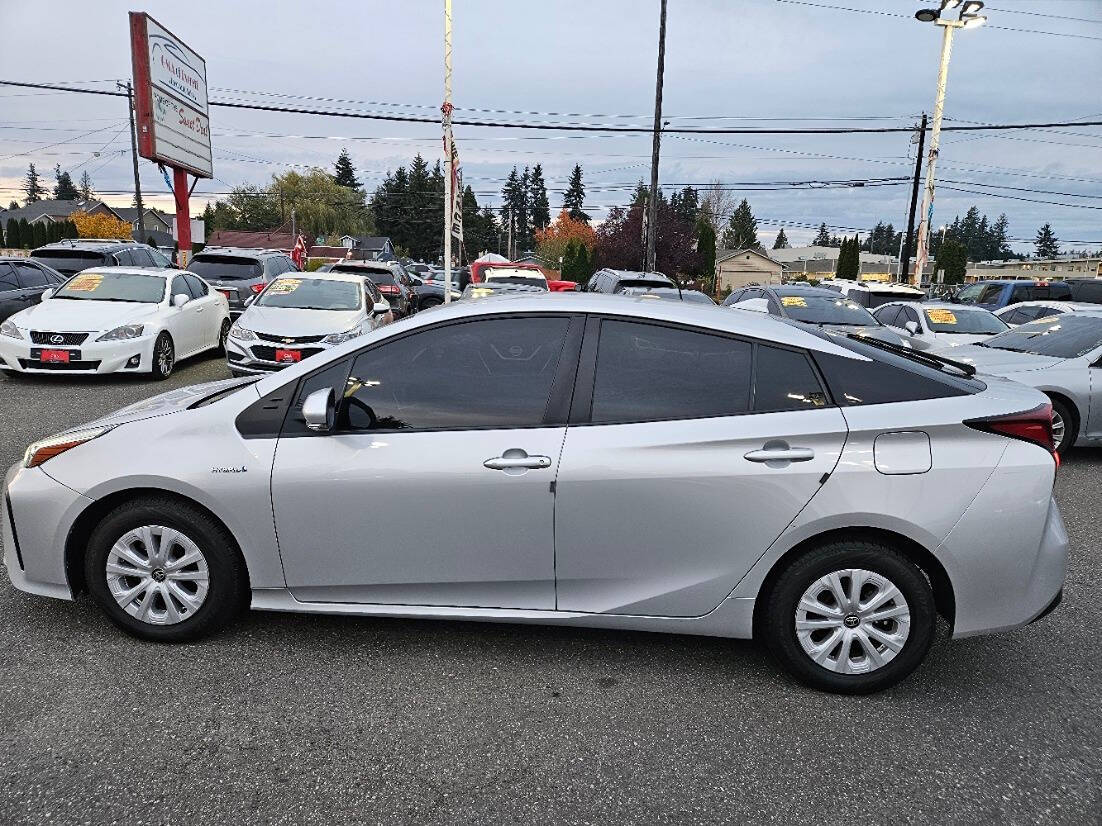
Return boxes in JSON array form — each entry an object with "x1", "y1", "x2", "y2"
[
  {"x1": 762, "y1": 540, "x2": 935, "y2": 694},
  {"x1": 215, "y1": 318, "x2": 231, "y2": 356},
  {"x1": 84, "y1": 498, "x2": 246, "y2": 642},
  {"x1": 1048, "y1": 396, "x2": 1075, "y2": 456},
  {"x1": 151, "y1": 332, "x2": 174, "y2": 380}
]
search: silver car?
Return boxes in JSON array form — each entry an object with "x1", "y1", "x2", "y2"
[
  {"x1": 873, "y1": 301, "x2": 1008, "y2": 350},
  {"x1": 939, "y1": 310, "x2": 1102, "y2": 454},
  {"x1": 995, "y1": 301, "x2": 1098, "y2": 328},
  {"x1": 3, "y1": 295, "x2": 1067, "y2": 694}
]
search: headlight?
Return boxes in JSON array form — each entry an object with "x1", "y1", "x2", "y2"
[
  {"x1": 24, "y1": 425, "x2": 114, "y2": 468},
  {"x1": 96, "y1": 323, "x2": 145, "y2": 342},
  {"x1": 322, "y1": 325, "x2": 363, "y2": 345},
  {"x1": 229, "y1": 325, "x2": 256, "y2": 342},
  {"x1": 0, "y1": 319, "x2": 22, "y2": 339}
]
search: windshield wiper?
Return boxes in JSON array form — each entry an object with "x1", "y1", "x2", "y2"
[{"x1": 845, "y1": 333, "x2": 977, "y2": 378}]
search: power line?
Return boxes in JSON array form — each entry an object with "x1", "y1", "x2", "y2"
[
  {"x1": 940, "y1": 184, "x2": 1102, "y2": 210},
  {"x1": 985, "y1": 6, "x2": 1102, "y2": 26},
  {"x1": 3, "y1": 80, "x2": 1102, "y2": 134}
]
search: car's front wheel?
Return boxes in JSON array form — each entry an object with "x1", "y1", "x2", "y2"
[
  {"x1": 84, "y1": 497, "x2": 246, "y2": 642},
  {"x1": 761, "y1": 540, "x2": 935, "y2": 693},
  {"x1": 150, "y1": 332, "x2": 174, "y2": 380},
  {"x1": 1048, "y1": 396, "x2": 1075, "y2": 456}
]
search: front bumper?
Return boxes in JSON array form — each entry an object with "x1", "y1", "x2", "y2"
[
  {"x1": 0, "y1": 333, "x2": 155, "y2": 375},
  {"x1": 224, "y1": 336, "x2": 335, "y2": 374},
  {"x1": 3, "y1": 462, "x2": 91, "y2": 600}
]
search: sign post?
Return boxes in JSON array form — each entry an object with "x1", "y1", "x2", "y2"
[
  {"x1": 442, "y1": 0, "x2": 454, "y2": 304},
  {"x1": 129, "y1": 12, "x2": 212, "y2": 268}
]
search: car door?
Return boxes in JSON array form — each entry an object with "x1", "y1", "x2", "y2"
[
  {"x1": 0, "y1": 264, "x2": 25, "y2": 321},
  {"x1": 270, "y1": 313, "x2": 583, "y2": 608},
  {"x1": 184, "y1": 273, "x2": 221, "y2": 349},
  {"x1": 166, "y1": 273, "x2": 202, "y2": 355},
  {"x1": 554, "y1": 317, "x2": 847, "y2": 617},
  {"x1": 12, "y1": 261, "x2": 53, "y2": 311}
]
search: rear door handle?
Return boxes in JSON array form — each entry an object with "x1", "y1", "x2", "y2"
[
  {"x1": 744, "y1": 447, "x2": 815, "y2": 463},
  {"x1": 484, "y1": 453, "x2": 552, "y2": 471}
]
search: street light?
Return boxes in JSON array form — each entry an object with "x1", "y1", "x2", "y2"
[{"x1": 911, "y1": 0, "x2": 986, "y2": 284}]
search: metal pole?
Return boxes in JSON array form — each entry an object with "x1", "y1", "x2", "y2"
[
  {"x1": 120, "y1": 81, "x2": 146, "y2": 245},
  {"x1": 914, "y1": 23, "x2": 956, "y2": 288},
  {"x1": 173, "y1": 167, "x2": 191, "y2": 268},
  {"x1": 899, "y1": 112, "x2": 926, "y2": 284},
  {"x1": 645, "y1": 0, "x2": 667, "y2": 273},
  {"x1": 442, "y1": 0, "x2": 454, "y2": 304}
]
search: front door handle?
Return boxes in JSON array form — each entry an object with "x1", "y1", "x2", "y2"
[
  {"x1": 484, "y1": 450, "x2": 552, "y2": 471},
  {"x1": 744, "y1": 446, "x2": 815, "y2": 464}
]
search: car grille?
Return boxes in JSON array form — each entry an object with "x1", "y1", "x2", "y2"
[
  {"x1": 250, "y1": 346, "x2": 324, "y2": 362},
  {"x1": 30, "y1": 331, "x2": 90, "y2": 345},
  {"x1": 19, "y1": 359, "x2": 101, "y2": 371},
  {"x1": 255, "y1": 332, "x2": 326, "y2": 344}
]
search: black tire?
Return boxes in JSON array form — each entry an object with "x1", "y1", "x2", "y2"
[
  {"x1": 1048, "y1": 396, "x2": 1076, "y2": 456},
  {"x1": 151, "y1": 332, "x2": 174, "y2": 380},
  {"x1": 84, "y1": 497, "x2": 246, "y2": 642},
  {"x1": 214, "y1": 318, "x2": 231, "y2": 356},
  {"x1": 761, "y1": 540, "x2": 935, "y2": 694}
]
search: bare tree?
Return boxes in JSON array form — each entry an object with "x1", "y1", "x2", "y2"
[{"x1": 699, "y1": 180, "x2": 736, "y2": 238}]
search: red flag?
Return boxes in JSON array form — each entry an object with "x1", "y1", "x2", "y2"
[{"x1": 291, "y1": 235, "x2": 307, "y2": 270}]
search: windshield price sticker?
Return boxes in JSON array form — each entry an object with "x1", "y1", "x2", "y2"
[
  {"x1": 926, "y1": 309, "x2": 957, "y2": 325},
  {"x1": 781, "y1": 296, "x2": 808, "y2": 307},
  {"x1": 67, "y1": 274, "x2": 104, "y2": 292},
  {"x1": 268, "y1": 278, "x2": 302, "y2": 295}
]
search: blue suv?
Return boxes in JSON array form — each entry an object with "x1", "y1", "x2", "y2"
[{"x1": 953, "y1": 279, "x2": 1071, "y2": 310}]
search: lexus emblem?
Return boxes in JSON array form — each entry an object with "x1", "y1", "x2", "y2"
[
  {"x1": 282, "y1": 337, "x2": 294, "y2": 344},
  {"x1": 50, "y1": 334, "x2": 64, "y2": 344}
]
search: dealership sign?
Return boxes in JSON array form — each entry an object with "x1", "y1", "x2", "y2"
[{"x1": 129, "y1": 13, "x2": 212, "y2": 178}]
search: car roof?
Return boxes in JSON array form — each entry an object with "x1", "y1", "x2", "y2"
[
  {"x1": 68, "y1": 266, "x2": 177, "y2": 279},
  {"x1": 999, "y1": 300, "x2": 1098, "y2": 312},
  {"x1": 976, "y1": 279, "x2": 1068, "y2": 286},
  {"x1": 34, "y1": 240, "x2": 140, "y2": 252}
]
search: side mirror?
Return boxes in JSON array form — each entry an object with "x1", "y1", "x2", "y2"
[
  {"x1": 302, "y1": 387, "x2": 335, "y2": 433},
  {"x1": 372, "y1": 301, "x2": 390, "y2": 316},
  {"x1": 172, "y1": 293, "x2": 190, "y2": 308},
  {"x1": 40, "y1": 288, "x2": 54, "y2": 301},
  {"x1": 905, "y1": 320, "x2": 920, "y2": 335}
]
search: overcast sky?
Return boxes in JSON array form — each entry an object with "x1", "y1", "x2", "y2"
[{"x1": 1, "y1": 0, "x2": 1099, "y2": 252}]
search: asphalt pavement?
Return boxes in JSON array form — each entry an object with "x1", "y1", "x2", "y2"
[{"x1": 0, "y1": 356, "x2": 1099, "y2": 824}]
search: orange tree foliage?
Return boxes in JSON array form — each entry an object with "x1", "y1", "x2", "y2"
[
  {"x1": 70, "y1": 210, "x2": 132, "y2": 240},
  {"x1": 534, "y1": 210, "x2": 596, "y2": 268}
]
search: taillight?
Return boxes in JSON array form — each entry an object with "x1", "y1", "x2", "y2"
[
  {"x1": 965, "y1": 403, "x2": 1057, "y2": 462},
  {"x1": 377, "y1": 285, "x2": 399, "y2": 295},
  {"x1": 251, "y1": 283, "x2": 265, "y2": 294}
]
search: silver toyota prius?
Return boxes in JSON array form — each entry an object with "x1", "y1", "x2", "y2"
[{"x1": 3, "y1": 294, "x2": 1067, "y2": 693}]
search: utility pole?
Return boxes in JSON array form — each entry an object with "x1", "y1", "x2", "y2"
[
  {"x1": 442, "y1": 0, "x2": 454, "y2": 303},
  {"x1": 290, "y1": 207, "x2": 296, "y2": 242},
  {"x1": 645, "y1": 0, "x2": 667, "y2": 273},
  {"x1": 899, "y1": 113, "x2": 927, "y2": 284},
  {"x1": 119, "y1": 81, "x2": 145, "y2": 245},
  {"x1": 912, "y1": 0, "x2": 987, "y2": 286},
  {"x1": 507, "y1": 206, "x2": 514, "y2": 260}
]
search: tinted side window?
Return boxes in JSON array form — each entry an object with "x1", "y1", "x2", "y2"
[
  {"x1": 874, "y1": 306, "x2": 902, "y2": 327},
  {"x1": 14, "y1": 263, "x2": 49, "y2": 288},
  {"x1": 0, "y1": 264, "x2": 18, "y2": 291},
  {"x1": 813, "y1": 350, "x2": 972, "y2": 406},
  {"x1": 754, "y1": 345, "x2": 828, "y2": 413},
  {"x1": 114, "y1": 249, "x2": 135, "y2": 266},
  {"x1": 183, "y1": 273, "x2": 208, "y2": 297},
  {"x1": 902, "y1": 306, "x2": 921, "y2": 326},
  {"x1": 1011, "y1": 285, "x2": 1031, "y2": 303},
  {"x1": 130, "y1": 247, "x2": 155, "y2": 267},
  {"x1": 591, "y1": 321, "x2": 752, "y2": 423},
  {"x1": 170, "y1": 275, "x2": 190, "y2": 298},
  {"x1": 1005, "y1": 309, "x2": 1031, "y2": 325},
  {"x1": 263, "y1": 257, "x2": 282, "y2": 277},
  {"x1": 343, "y1": 317, "x2": 570, "y2": 431}
]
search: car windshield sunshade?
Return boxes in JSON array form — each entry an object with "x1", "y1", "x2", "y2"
[{"x1": 53, "y1": 272, "x2": 166, "y2": 303}]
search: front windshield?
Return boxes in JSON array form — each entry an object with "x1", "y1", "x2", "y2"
[
  {"x1": 924, "y1": 307, "x2": 1008, "y2": 334},
  {"x1": 956, "y1": 283, "x2": 1003, "y2": 305},
  {"x1": 256, "y1": 277, "x2": 362, "y2": 311},
  {"x1": 981, "y1": 314, "x2": 1102, "y2": 358},
  {"x1": 53, "y1": 271, "x2": 166, "y2": 303},
  {"x1": 778, "y1": 294, "x2": 877, "y2": 325}
]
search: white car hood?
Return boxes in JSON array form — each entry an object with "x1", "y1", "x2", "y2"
[
  {"x1": 237, "y1": 305, "x2": 364, "y2": 336},
  {"x1": 944, "y1": 343, "x2": 1064, "y2": 373},
  {"x1": 77, "y1": 376, "x2": 260, "y2": 430},
  {"x1": 12, "y1": 298, "x2": 161, "y2": 332},
  {"x1": 933, "y1": 333, "x2": 992, "y2": 347}
]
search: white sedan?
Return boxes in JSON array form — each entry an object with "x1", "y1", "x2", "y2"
[
  {"x1": 872, "y1": 301, "x2": 1008, "y2": 350},
  {"x1": 0, "y1": 267, "x2": 229, "y2": 379},
  {"x1": 225, "y1": 272, "x2": 392, "y2": 376},
  {"x1": 995, "y1": 301, "x2": 1099, "y2": 328}
]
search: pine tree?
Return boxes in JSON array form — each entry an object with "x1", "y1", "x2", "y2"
[
  {"x1": 516, "y1": 167, "x2": 532, "y2": 251},
  {"x1": 5, "y1": 219, "x2": 19, "y2": 248},
  {"x1": 721, "y1": 199, "x2": 758, "y2": 250},
  {"x1": 332, "y1": 148, "x2": 361, "y2": 189},
  {"x1": 53, "y1": 164, "x2": 78, "y2": 200},
  {"x1": 773, "y1": 227, "x2": 790, "y2": 249},
  {"x1": 813, "y1": 222, "x2": 831, "y2": 247},
  {"x1": 527, "y1": 164, "x2": 550, "y2": 231},
  {"x1": 78, "y1": 171, "x2": 95, "y2": 201},
  {"x1": 32, "y1": 221, "x2": 47, "y2": 248},
  {"x1": 669, "y1": 186, "x2": 699, "y2": 224},
  {"x1": 991, "y1": 214, "x2": 1011, "y2": 259},
  {"x1": 18, "y1": 218, "x2": 31, "y2": 248},
  {"x1": 837, "y1": 236, "x2": 860, "y2": 279},
  {"x1": 696, "y1": 212, "x2": 717, "y2": 292},
  {"x1": 936, "y1": 239, "x2": 968, "y2": 283},
  {"x1": 1035, "y1": 223, "x2": 1059, "y2": 259},
  {"x1": 23, "y1": 163, "x2": 44, "y2": 202},
  {"x1": 561, "y1": 240, "x2": 579, "y2": 279},
  {"x1": 563, "y1": 164, "x2": 588, "y2": 223},
  {"x1": 575, "y1": 242, "x2": 591, "y2": 279}
]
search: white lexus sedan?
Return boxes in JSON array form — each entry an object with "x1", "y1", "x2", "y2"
[
  {"x1": 3, "y1": 295, "x2": 1067, "y2": 694},
  {"x1": 0, "y1": 267, "x2": 229, "y2": 379},
  {"x1": 225, "y1": 272, "x2": 392, "y2": 376}
]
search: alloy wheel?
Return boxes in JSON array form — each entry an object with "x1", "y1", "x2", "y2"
[
  {"x1": 794, "y1": 568, "x2": 911, "y2": 675},
  {"x1": 105, "y1": 525, "x2": 210, "y2": 625},
  {"x1": 1051, "y1": 409, "x2": 1065, "y2": 451},
  {"x1": 156, "y1": 336, "x2": 174, "y2": 376}
]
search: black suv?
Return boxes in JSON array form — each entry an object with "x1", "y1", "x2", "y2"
[
  {"x1": 0, "y1": 257, "x2": 65, "y2": 322},
  {"x1": 31, "y1": 239, "x2": 173, "y2": 277},
  {"x1": 585, "y1": 268, "x2": 675, "y2": 294},
  {"x1": 188, "y1": 247, "x2": 299, "y2": 317}
]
